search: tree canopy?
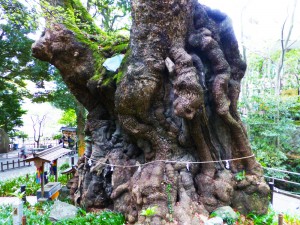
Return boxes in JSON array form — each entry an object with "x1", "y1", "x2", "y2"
[{"x1": 0, "y1": 0, "x2": 52, "y2": 136}]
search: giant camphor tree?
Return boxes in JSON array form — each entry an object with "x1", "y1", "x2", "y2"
[{"x1": 32, "y1": 0, "x2": 270, "y2": 224}]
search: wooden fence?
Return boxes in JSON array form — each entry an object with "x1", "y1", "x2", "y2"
[{"x1": 0, "y1": 159, "x2": 31, "y2": 172}]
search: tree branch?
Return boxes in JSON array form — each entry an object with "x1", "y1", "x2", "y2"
[{"x1": 110, "y1": 12, "x2": 126, "y2": 31}]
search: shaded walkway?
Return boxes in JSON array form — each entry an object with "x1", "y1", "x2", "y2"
[{"x1": 273, "y1": 192, "x2": 300, "y2": 214}]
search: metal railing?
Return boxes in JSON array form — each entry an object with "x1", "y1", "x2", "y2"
[
  {"x1": 263, "y1": 167, "x2": 300, "y2": 202},
  {"x1": 0, "y1": 159, "x2": 31, "y2": 172}
]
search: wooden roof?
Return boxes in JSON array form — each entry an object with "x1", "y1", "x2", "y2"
[
  {"x1": 60, "y1": 126, "x2": 76, "y2": 132},
  {"x1": 61, "y1": 166, "x2": 77, "y2": 174},
  {"x1": 25, "y1": 145, "x2": 72, "y2": 163}
]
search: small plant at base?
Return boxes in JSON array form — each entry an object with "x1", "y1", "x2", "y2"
[
  {"x1": 283, "y1": 213, "x2": 300, "y2": 225},
  {"x1": 247, "y1": 206, "x2": 277, "y2": 225},
  {"x1": 0, "y1": 205, "x2": 13, "y2": 225},
  {"x1": 141, "y1": 206, "x2": 158, "y2": 225},
  {"x1": 235, "y1": 170, "x2": 246, "y2": 181},
  {"x1": 140, "y1": 206, "x2": 158, "y2": 217},
  {"x1": 225, "y1": 217, "x2": 237, "y2": 225},
  {"x1": 8, "y1": 190, "x2": 25, "y2": 200}
]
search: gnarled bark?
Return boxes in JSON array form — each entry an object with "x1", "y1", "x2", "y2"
[{"x1": 32, "y1": 0, "x2": 269, "y2": 224}]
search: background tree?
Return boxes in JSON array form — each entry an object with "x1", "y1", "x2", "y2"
[
  {"x1": 32, "y1": 0, "x2": 270, "y2": 224},
  {"x1": 239, "y1": 50, "x2": 300, "y2": 186},
  {"x1": 275, "y1": 0, "x2": 297, "y2": 97},
  {"x1": 50, "y1": 71, "x2": 87, "y2": 156},
  {"x1": 0, "y1": 11, "x2": 89, "y2": 155},
  {"x1": 15, "y1": 130, "x2": 29, "y2": 146},
  {"x1": 86, "y1": 0, "x2": 130, "y2": 32},
  {"x1": 31, "y1": 114, "x2": 47, "y2": 148},
  {"x1": 0, "y1": 0, "x2": 52, "y2": 137},
  {"x1": 0, "y1": 83, "x2": 26, "y2": 136},
  {"x1": 58, "y1": 109, "x2": 77, "y2": 127},
  {"x1": 237, "y1": 0, "x2": 300, "y2": 191}
]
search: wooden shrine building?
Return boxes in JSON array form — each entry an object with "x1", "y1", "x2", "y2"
[{"x1": 25, "y1": 145, "x2": 72, "y2": 201}]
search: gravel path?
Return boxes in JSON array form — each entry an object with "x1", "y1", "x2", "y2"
[
  {"x1": 0, "y1": 165, "x2": 36, "y2": 182},
  {"x1": 273, "y1": 192, "x2": 300, "y2": 214}
]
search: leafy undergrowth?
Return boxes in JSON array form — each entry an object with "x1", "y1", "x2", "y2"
[
  {"x1": 239, "y1": 207, "x2": 300, "y2": 225},
  {"x1": 1, "y1": 201, "x2": 125, "y2": 225},
  {"x1": 0, "y1": 205, "x2": 13, "y2": 225},
  {"x1": 1, "y1": 175, "x2": 299, "y2": 225},
  {"x1": 0, "y1": 172, "x2": 69, "y2": 197},
  {"x1": 0, "y1": 174, "x2": 40, "y2": 197},
  {"x1": 56, "y1": 209, "x2": 126, "y2": 225},
  {"x1": 1, "y1": 200, "x2": 300, "y2": 225},
  {"x1": 0, "y1": 173, "x2": 124, "y2": 225},
  {"x1": 207, "y1": 205, "x2": 300, "y2": 225},
  {"x1": 237, "y1": 214, "x2": 300, "y2": 225},
  {"x1": 283, "y1": 214, "x2": 300, "y2": 225}
]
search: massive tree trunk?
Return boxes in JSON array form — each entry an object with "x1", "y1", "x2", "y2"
[{"x1": 32, "y1": 0, "x2": 269, "y2": 224}]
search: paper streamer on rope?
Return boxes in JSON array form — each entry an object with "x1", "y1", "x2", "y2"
[
  {"x1": 225, "y1": 160, "x2": 230, "y2": 169},
  {"x1": 83, "y1": 154, "x2": 255, "y2": 169},
  {"x1": 88, "y1": 159, "x2": 92, "y2": 167},
  {"x1": 186, "y1": 163, "x2": 190, "y2": 171},
  {"x1": 137, "y1": 166, "x2": 141, "y2": 173}
]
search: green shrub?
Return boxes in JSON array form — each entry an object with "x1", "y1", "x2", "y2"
[
  {"x1": 247, "y1": 206, "x2": 277, "y2": 225},
  {"x1": 56, "y1": 210, "x2": 126, "y2": 225},
  {"x1": 59, "y1": 163, "x2": 70, "y2": 171},
  {"x1": 0, "y1": 172, "x2": 70, "y2": 197},
  {"x1": 0, "y1": 174, "x2": 40, "y2": 196},
  {"x1": 0, "y1": 205, "x2": 13, "y2": 225},
  {"x1": 283, "y1": 213, "x2": 300, "y2": 225},
  {"x1": 140, "y1": 206, "x2": 158, "y2": 217},
  {"x1": 235, "y1": 170, "x2": 246, "y2": 181},
  {"x1": 24, "y1": 202, "x2": 53, "y2": 225}
]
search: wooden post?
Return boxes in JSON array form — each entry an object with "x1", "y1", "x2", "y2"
[
  {"x1": 55, "y1": 159, "x2": 58, "y2": 182},
  {"x1": 13, "y1": 160, "x2": 15, "y2": 169},
  {"x1": 41, "y1": 162, "x2": 45, "y2": 198},
  {"x1": 18, "y1": 159, "x2": 20, "y2": 168},
  {"x1": 1, "y1": 162, "x2": 3, "y2": 172},
  {"x1": 278, "y1": 213, "x2": 283, "y2": 225},
  {"x1": 22, "y1": 216, "x2": 26, "y2": 225},
  {"x1": 269, "y1": 181, "x2": 274, "y2": 205},
  {"x1": 20, "y1": 185, "x2": 26, "y2": 203}
]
